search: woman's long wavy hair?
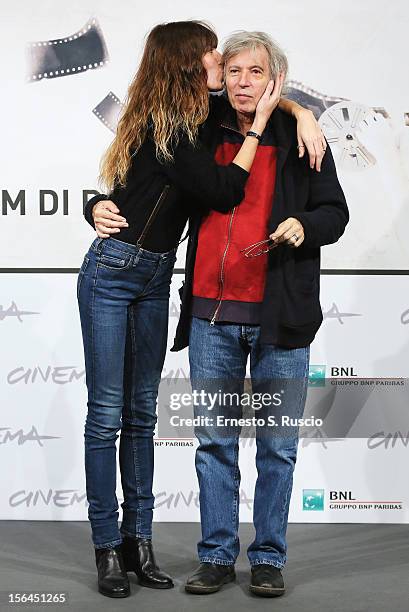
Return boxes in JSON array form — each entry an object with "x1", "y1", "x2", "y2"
[{"x1": 98, "y1": 20, "x2": 217, "y2": 192}]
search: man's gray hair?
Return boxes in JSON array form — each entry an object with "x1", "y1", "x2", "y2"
[{"x1": 222, "y1": 30, "x2": 288, "y2": 84}]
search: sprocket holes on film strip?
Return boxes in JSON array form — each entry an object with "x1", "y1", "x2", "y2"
[
  {"x1": 26, "y1": 17, "x2": 109, "y2": 82},
  {"x1": 285, "y1": 80, "x2": 348, "y2": 120},
  {"x1": 92, "y1": 92, "x2": 122, "y2": 133}
]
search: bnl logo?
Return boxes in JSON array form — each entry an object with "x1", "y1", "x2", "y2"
[
  {"x1": 303, "y1": 489, "x2": 324, "y2": 511},
  {"x1": 308, "y1": 365, "x2": 326, "y2": 387}
]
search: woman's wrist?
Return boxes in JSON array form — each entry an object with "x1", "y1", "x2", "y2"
[{"x1": 250, "y1": 118, "x2": 265, "y2": 136}]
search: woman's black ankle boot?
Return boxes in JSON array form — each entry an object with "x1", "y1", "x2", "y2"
[
  {"x1": 121, "y1": 536, "x2": 174, "y2": 589},
  {"x1": 95, "y1": 545, "x2": 130, "y2": 598}
]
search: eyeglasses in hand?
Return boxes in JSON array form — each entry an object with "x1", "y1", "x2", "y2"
[{"x1": 240, "y1": 238, "x2": 278, "y2": 258}]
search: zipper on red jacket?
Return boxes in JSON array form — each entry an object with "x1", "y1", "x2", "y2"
[
  {"x1": 210, "y1": 121, "x2": 243, "y2": 326},
  {"x1": 210, "y1": 206, "x2": 236, "y2": 325},
  {"x1": 220, "y1": 122, "x2": 242, "y2": 135}
]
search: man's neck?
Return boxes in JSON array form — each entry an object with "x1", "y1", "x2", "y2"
[{"x1": 236, "y1": 111, "x2": 255, "y2": 137}]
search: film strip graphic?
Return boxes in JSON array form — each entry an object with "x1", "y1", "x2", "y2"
[
  {"x1": 26, "y1": 18, "x2": 109, "y2": 82},
  {"x1": 286, "y1": 80, "x2": 390, "y2": 121},
  {"x1": 93, "y1": 91, "x2": 122, "y2": 133},
  {"x1": 285, "y1": 80, "x2": 349, "y2": 119}
]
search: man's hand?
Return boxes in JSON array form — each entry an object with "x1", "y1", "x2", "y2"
[
  {"x1": 270, "y1": 217, "x2": 304, "y2": 248},
  {"x1": 92, "y1": 200, "x2": 128, "y2": 238},
  {"x1": 296, "y1": 109, "x2": 327, "y2": 172}
]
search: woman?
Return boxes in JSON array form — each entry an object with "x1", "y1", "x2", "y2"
[{"x1": 78, "y1": 20, "x2": 325, "y2": 599}]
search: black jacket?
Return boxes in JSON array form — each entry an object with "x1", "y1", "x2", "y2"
[
  {"x1": 171, "y1": 101, "x2": 349, "y2": 351},
  {"x1": 83, "y1": 120, "x2": 249, "y2": 251}
]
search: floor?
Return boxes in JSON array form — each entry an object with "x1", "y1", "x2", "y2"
[{"x1": 1, "y1": 522, "x2": 408, "y2": 611}]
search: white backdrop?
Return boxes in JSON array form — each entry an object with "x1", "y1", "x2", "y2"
[{"x1": 1, "y1": 0, "x2": 409, "y2": 525}]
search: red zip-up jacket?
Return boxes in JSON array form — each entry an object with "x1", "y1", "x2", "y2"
[{"x1": 192, "y1": 119, "x2": 278, "y2": 324}]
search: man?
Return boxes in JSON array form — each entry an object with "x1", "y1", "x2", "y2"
[{"x1": 171, "y1": 31, "x2": 349, "y2": 597}]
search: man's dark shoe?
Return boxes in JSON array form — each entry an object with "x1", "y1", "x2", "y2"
[
  {"x1": 185, "y1": 562, "x2": 236, "y2": 594},
  {"x1": 121, "y1": 536, "x2": 174, "y2": 589},
  {"x1": 249, "y1": 564, "x2": 285, "y2": 597},
  {"x1": 95, "y1": 546, "x2": 130, "y2": 598}
]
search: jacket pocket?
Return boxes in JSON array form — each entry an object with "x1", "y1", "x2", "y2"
[
  {"x1": 281, "y1": 275, "x2": 321, "y2": 326},
  {"x1": 294, "y1": 250, "x2": 318, "y2": 291}
]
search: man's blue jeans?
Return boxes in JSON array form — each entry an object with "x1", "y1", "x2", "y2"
[
  {"x1": 77, "y1": 237, "x2": 176, "y2": 549},
  {"x1": 189, "y1": 316, "x2": 310, "y2": 568}
]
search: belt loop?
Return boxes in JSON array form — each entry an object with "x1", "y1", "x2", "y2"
[
  {"x1": 90, "y1": 237, "x2": 99, "y2": 253},
  {"x1": 95, "y1": 237, "x2": 104, "y2": 254}
]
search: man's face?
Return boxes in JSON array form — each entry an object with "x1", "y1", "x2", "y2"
[{"x1": 225, "y1": 46, "x2": 271, "y2": 115}]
